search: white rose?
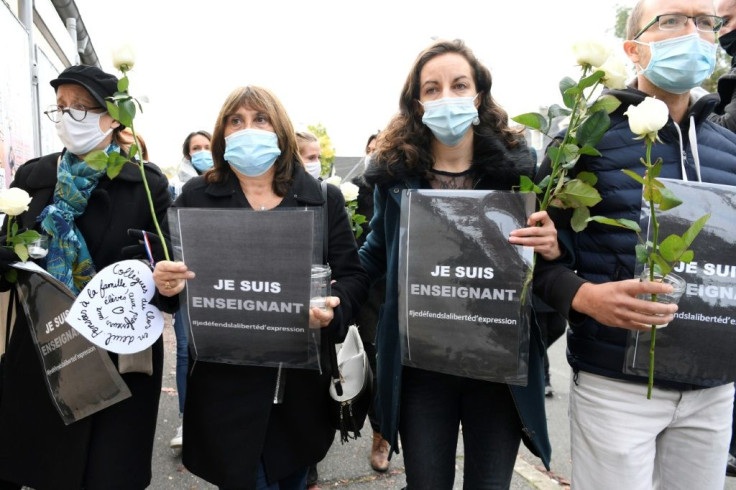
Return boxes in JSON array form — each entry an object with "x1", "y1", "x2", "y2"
[
  {"x1": 340, "y1": 182, "x2": 359, "y2": 202},
  {"x1": 0, "y1": 188, "x2": 32, "y2": 216},
  {"x1": 324, "y1": 175, "x2": 342, "y2": 187},
  {"x1": 572, "y1": 40, "x2": 611, "y2": 68},
  {"x1": 624, "y1": 97, "x2": 669, "y2": 138},
  {"x1": 595, "y1": 55, "x2": 629, "y2": 90},
  {"x1": 112, "y1": 43, "x2": 136, "y2": 71}
]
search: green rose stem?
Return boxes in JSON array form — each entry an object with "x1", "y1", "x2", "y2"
[
  {"x1": 523, "y1": 67, "x2": 601, "y2": 304},
  {"x1": 94, "y1": 63, "x2": 170, "y2": 262},
  {"x1": 130, "y1": 126, "x2": 170, "y2": 261},
  {"x1": 643, "y1": 136, "x2": 658, "y2": 400},
  {"x1": 539, "y1": 67, "x2": 591, "y2": 212}
]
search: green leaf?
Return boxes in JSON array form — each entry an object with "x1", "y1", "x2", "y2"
[
  {"x1": 106, "y1": 152, "x2": 128, "y2": 180},
  {"x1": 679, "y1": 250, "x2": 694, "y2": 263},
  {"x1": 658, "y1": 187, "x2": 683, "y2": 211},
  {"x1": 578, "y1": 145, "x2": 602, "y2": 157},
  {"x1": 117, "y1": 76, "x2": 129, "y2": 93},
  {"x1": 650, "y1": 159, "x2": 663, "y2": 178},
  {"x1": 560, "y1": 179, "x2": 602, "y2": 207},
  {"x1": 14, "y1": 243, "x2": 28, "y2": 262},
  {"x1": 576, "y1": 171, "x2": 598, "y2": 186},
  {"x1": 588, "y1": 216, "x2": 641, "y2": 232},
  {"x1": 571, "y1": 206, "x2": 590, "y2": 232},
  {"x1": 578, "y1": 70, "x2": 605, "y2": 90},
  {"x1": 15, "y1": 229, "x2": 40, "y2": 244},
  {"x1": 635, "y1": 244, "x2": 649, "y2": 263},
  {"x1": 4, "y1": 269, "x2": 17, "y2": 283},
  {"x1": 111, "y1": 91, "x2": 131, "y2": 101},
  {"x1": 681, "y1": 213, "x2": 710, "y2": 247},
  {"x1": 106, "y1": 101, "x2": 120, "y2": 121},
  {"x1": 547, "y1": 104, "x2": 571, "y2": 119},
  {"x1": 547, "y1": 143, "x2": 579, "y2": 165},
  {"x1": 129, "y1": 144, "x2": 138, "y2": 161},
  {"x1": 118, "y1": 99, "x2": 136, "y2": 127},
  {"x1": 512, "y1": 112, "x2": 548, "y2": 133},
  {"x1": 84, "y1": 150, "x2": 110, "y2": 170},
  {"x1": 589, "y1": 94, "x2": 621, "y2": 115},
  {"x1": 560, "y1": 77, "x2": 577, "y2": 108},
  {"x1": 622, "y1": 169, "x2": 646, "y2": 185},
  {"x1": 651, "y1": 254, "x2": 673, "y2": 277},
  {"x1": 519, "y1": 175, "x2": 536, "y2": 192},
  {"x1": 576, "y1": 110, "x2": 610, "y2": 148},
  {"x1": 659, "y1": 234, "x2": 686, "y2": 262}
]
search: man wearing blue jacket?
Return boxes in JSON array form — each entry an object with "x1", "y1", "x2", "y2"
[{"x1": 538, "y1": 0, "x2": 736, "y2": 488}]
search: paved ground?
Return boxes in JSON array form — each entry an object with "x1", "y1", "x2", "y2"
[{"x1": 149, "y1": 324, "x2": 736, "y2": 489}]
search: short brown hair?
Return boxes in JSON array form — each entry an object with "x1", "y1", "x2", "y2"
[{"x1": 208, "y1": 86, "x2": 298, "y2": 196}]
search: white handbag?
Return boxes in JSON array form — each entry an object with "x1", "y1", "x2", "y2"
[{"x1": 328, "y1": 325, "x2": 373, "y2": 442}]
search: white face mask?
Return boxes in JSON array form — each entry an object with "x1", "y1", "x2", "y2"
[
  {"x1": 55, "y1": 111, "x2": 113, "y2": 156},
  {"x1": 305, "y1": 161, "x2": 322, "y2": 179}
]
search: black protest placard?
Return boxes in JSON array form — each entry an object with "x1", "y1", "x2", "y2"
[
  {"x1": 624, "y1": 179, "x2": 736, "y2": 385},
  {"x1": 171, "y1": 208, "x2": 317, "y2": 369},
  {"x1": 398, "y1": 190, "x2": 534, "y2": 385},
  {"x1": 12, "y1": 265, "x2": 131, "y2": 425}
]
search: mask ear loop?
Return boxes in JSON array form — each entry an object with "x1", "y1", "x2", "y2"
[{"x1": 473, "y1": 93, "x2": 481, "y2": 125}]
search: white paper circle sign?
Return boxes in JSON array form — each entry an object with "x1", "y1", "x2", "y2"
[{"x1": 67, "y1": 260, "x2": 164, "y2": 354}]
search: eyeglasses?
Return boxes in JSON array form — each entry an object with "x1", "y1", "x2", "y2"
[
  {"x1": 44, "y1": 104, "x2": 104, "y2": 123},
  {"x1": 634, "y1": 14, "x2": 723, "y2": 40}
]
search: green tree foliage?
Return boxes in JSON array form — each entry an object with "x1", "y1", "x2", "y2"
[{"x1": 307, "y1": 123, "x2": 336, "y2": 176}]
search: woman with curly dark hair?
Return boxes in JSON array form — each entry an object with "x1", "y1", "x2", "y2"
[{"x1": 359, "y1": 39, "x2": 559, "y2": 489}]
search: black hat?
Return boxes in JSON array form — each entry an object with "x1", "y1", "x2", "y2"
[{"x1": 50, "y1": 65, "x2": 119, "y2": 109}]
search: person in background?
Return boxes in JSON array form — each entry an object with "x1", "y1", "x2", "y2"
[
  {"x1": 152, "y1": 85, "x2": 368, "y2": 489},
  {"x1": 167, "y1": 129, "x2": 213, "y2": 453},
  {"x1": 359, "y1": 39, "x2": 560, "y2": 488},
  {"x1": 538, "y1": 1, "x2": 736, "y2": 487},
  {"x1": 710, "y1": 0, "x2": 736, "y2": 477},
  {"x1": 0, "y1": 64, "x2": 171, "y2": 490},
  {"x1": 710, "y1": 0, "x2": 736, "y2": 132},
  {"x1": 296, "y1": 131, "x2": 323, "y2": 180},
  {"x1": 119, "y1": 127, "x2": 150, "y2": 162},
  {"x1": 296, "y1": 130, "x2": 324, "y2": 489},
  {"x1": 169, "y1": 130, "x2": 213, "y2": 198},
  {"x1": 350, "y1": 131, "x2": 392, "y2": 472}
]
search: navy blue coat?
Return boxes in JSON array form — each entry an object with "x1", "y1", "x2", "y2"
[
  {"x1": 359, "y1": 143, "x2": 552, "y2": 469},
  {"x1": 539, "y1": 86, "x2": 736, "y2": 387}
]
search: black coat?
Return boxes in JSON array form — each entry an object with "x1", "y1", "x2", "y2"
[
  {"x1": 175, "y1": 165, "x2": 369, "y2": 488},
  {"x1": 0, "y1": 152, "x2": 172, "y2": 490}
]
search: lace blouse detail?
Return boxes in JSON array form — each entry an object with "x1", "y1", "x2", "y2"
[{"x1": 428, "y1": 168, "x2": 474, "y2": 190}]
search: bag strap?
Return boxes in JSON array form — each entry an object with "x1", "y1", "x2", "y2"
[
  {"x1": 321, "y1": 180, "x2": 344, "y2": 396},
  {"x1": 321, "y1": 180, "x2": 328, "y2": 264}
]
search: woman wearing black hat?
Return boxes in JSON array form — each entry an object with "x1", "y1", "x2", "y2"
[{"x1": 0, "y1": 65, "x2": 171, "y2": 489}]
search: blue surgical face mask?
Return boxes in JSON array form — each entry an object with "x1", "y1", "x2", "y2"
[
  {"x1": 190, "y1": 150, "x2": 213, "y2": 173},
  {"x1": 420, "y1": 95, "x2": 479, "y2": 146},
  {"x1": 636, "y1": 34, "x2": 717, "y2": 94},
  {"x1": 224, "y1": 129, "x2": 282, "y2": 177}
]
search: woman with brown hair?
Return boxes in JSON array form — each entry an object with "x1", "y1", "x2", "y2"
[
  {"x1": 153, "y1": 85, "x2": 368, "y2": 489},
  {"x1": 358, "y1": 39, "x2": 559, "y2": 488}
]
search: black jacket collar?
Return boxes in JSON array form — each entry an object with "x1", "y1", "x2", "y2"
[{"x1": 204, "y1": 162, "x2": 326, "y2": 206}]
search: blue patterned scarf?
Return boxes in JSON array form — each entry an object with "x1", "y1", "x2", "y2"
[{"x1": 38, "y1": 145, "x2": 116, "y2": 294}]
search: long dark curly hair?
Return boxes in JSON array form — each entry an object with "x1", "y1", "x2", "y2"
[{"x1": 366, "y1": 39, "x2": 525, "y2": 186}]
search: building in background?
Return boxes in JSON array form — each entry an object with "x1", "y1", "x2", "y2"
[{"x1": 0, "y1": 0, "x2": 98, "y2": 188}]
